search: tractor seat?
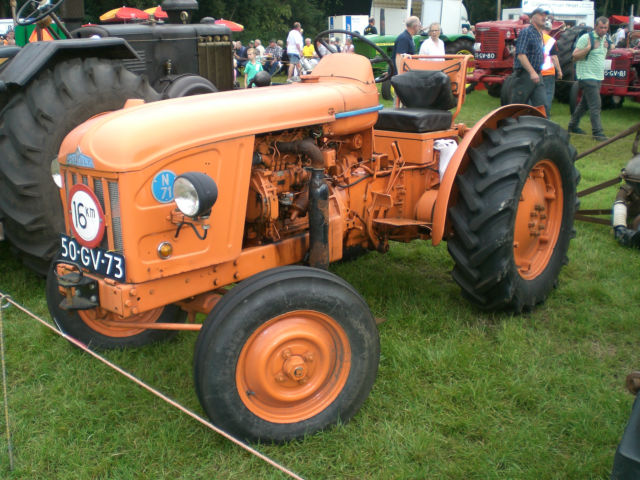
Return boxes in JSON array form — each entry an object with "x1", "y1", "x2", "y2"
[
  {"x1": 375, "y1": 108, "x2": 452, "y2": 133},
  {"x1": 375, "y1": 70, "x2": 456, "y2": 133}
]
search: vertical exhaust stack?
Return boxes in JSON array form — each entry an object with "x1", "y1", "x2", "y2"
[
  {"x1": 161, "y1": 0, "x2": 198, "y2": 24},
  {"x1": 276, "y1": 139, "x2": 329, "y2": 269}
]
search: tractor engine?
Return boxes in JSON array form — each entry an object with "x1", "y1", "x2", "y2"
[{"x1": 244, "y1": 129, "x2": 371, "y2": 248}]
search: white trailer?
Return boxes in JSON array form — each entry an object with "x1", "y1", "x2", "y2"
[
  {"x1": 503, "y1": 1, "x2": 595, "y2": 27},
  {"x1": 369, "y1": 0, "x2": 469, "y2": 36}
]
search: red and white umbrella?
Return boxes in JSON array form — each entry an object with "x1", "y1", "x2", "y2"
[
  {"x1": 100, "y1": 7, "x2": 149, "y2": 23},
  {"x1": 144, "y1": 6, "x2": 168, "y2": 19},
  {"x1": 214, "y1": 18, "x2": 244, "y2": 32}
]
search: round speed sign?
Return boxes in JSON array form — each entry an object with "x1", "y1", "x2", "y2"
[{"x1": 67, "y1": 184, "x2": 106, "y2": 248}]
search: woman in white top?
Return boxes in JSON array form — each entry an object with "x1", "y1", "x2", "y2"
[{"x1": 419, "y1": 22, "x2": 445, "y2": 61}]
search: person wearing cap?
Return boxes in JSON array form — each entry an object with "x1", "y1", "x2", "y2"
[
  {"x1": 510, "y1": 7, "x2": 548, "y2": 108},
  {"x1": 612, "y1": 154, "x2": 640, "y2": 249},
  {"x1": 567, "y1": 16, "x2": 612, "y2": 142},
  {"x1": 541, "y1": 19, "x2": 562, "y2": 117},
  {"x1": 364, "y1": 17, "x2": 377, "y2": 35}
]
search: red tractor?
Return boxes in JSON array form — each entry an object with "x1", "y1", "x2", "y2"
[
  {"x1": 570, "y1": 31, "x2": 640, "y2": 111},
  {"x1": 469, "y1": 16, "x2": 584, "y2": 100}
]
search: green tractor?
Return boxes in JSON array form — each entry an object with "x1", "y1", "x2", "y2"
[
  {"x1": 353, "y1": 31, "x2": 474, "y2": 99},
  {"x1": 0, "y1": 0, "x2": 234, "y2": 273}
]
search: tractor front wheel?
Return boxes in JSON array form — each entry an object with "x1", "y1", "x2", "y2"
[
  {"x1": 193, "y1": 266, "x2": 379, "y2": 443},
  {"x1": 46, "y1": 264, "x2": 185, "y2": 350},
  {"x1": 447, "y1": 116, "x2": 579, "y2": 312}
]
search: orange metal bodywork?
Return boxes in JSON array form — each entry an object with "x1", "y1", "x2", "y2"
[{"x1": 55, "y1": 52, "x2": 544, "y2": 324}]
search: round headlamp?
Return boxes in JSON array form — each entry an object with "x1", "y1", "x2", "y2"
[
  {"x1": 173, "y1": 172, "x2": 218, "y2": 218},
  {"x1": 51, "y1": 157, "x2": 63, "y2": 188}
]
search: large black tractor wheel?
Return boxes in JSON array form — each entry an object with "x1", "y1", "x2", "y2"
[
  {"x1": 500, "y1": 74, "x2": 516, "y2": 106},
  {"x1": 555, "y1": 26, "x2": 592, "y2": 103},
  {"x1": 445, "y1": 38, "x2": 475, "y2": 94},
  {"x1": 46, "y1": 264, "x2": 185, "y2": 350},
  {"x1": 485, "y1": 82, "x2": 502, "y2": 98},
  {"x1": 193, "y1": 266, "x2": 380, "y2": 443},
  {"x1": 447, "y1": 116, "x2": 579, "y2": 312},
  {"x1": 381, "y1": 78, "x2": 394, "y2": 100},
  {"x1": 0, "y1": 57, "x2": 160, "y2": 274}
]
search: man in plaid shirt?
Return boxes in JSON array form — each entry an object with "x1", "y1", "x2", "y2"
[
  {"x1": 510, "y1": 8, "x2": 548, "y2": 109},
  {"x1": 264, "y1": 39, "x2": 283, "y2": 75}
]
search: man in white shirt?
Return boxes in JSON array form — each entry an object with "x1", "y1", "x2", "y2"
[
  {"x1": 419, "y1": 22, "x2": 445, "y2": 60},
  {"x1": 286, "y1": 22, "x2": 303, "y2": 82}
]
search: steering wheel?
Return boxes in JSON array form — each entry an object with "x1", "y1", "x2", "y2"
[
  {"x1": 17, "y1": 0, "x2": 65, "y2": 26},
  {"x1": 313, "y1": 29, "x2": 395, "y2": 83}
]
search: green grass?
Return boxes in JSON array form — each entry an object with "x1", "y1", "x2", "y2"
[{"x1": 1, "y1": 90, "x2": 639, "y2": 479}]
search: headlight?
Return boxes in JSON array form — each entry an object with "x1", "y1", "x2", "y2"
[
  {"x1": 173, "y1": 172, "x2": 218, "y2": 218},
  {"x1": 51, "y1": 157, "x2": 63, "y2": 188}
]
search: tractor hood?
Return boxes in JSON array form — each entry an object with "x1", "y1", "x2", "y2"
[{"x1": 59, "y1": 53, "x2": 379, "y2": 173}]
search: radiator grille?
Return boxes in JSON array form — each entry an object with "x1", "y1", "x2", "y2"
[
  {"x1": 65, "y1": 170, "x2": 123, "y2": 255},
  {"x1": 479, "y1": 31, "x2": 500, "y2": 53}
]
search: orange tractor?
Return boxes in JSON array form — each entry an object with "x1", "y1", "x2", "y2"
[{"x1": 46, "y1": 30, "x2": 579, "y2": 443}]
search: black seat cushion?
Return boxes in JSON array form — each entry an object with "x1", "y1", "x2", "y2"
[
  {"x1": 375, "y1": 108, "x2": 452, "y2": 133},
  {"x1": 391, "y1": 70, "x2": 456, "y2": 110}
]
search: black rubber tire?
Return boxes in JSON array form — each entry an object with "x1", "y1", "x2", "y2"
[
  {"x1": 193, "y1": 266, "x2": 380, "y2": 443},
  {"x1": 555, "y1": 26, "x2": 592, "y2": 103},
  {"x1": 445, "y1": 38, "x2": 475, "y2": 56},
  {"x1": 601, "y1": 95, "x2": 624, "y2": 110},
  {"x1": 447, "y1": 116, "x2": 579, "y2": 312},
  {"x1": 0, "y1": 57, "x2": 160, "y2": 274},
  {"x1": 500, "y1": 74, "x2": 516, "y2": 106},
  {"x1": 381, "y1": 78, "x2": 393, "y2": 100},
  {"x1": 485, "y1": 82, "x2": 502, "y2": 98},
  {"x1": 46, "y1": 263, "x2": 185, "y2": 350},
  {"x1": 569, "y1": 80, "x2": 581, "y2": 114}
]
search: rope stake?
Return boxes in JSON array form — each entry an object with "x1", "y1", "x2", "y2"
[
  {"x1": 0, "y1": 293, "x2": 14, "y2": 471},
  {"x1": 0, "y1": 291, "x2": 304, "y2": 480}
]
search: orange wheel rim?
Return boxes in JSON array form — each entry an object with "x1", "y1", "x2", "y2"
[
  {"x1": 78, "y1": 307, "x2": 163, "y2": 337},
  {"x1": 513, "y1": 159, "x2": 563, "y2": 280},
  {"x1": 236, "y1": 310, "x2": 351, "y2": 424}
]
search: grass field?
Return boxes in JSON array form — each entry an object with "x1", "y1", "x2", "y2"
[{"x1": 0, "y1": 86, "x2": 639, "y2": 479}]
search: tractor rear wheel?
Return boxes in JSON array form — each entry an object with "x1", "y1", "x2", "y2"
[
  {"x1": 46, "y1": 263, "x2": 185, "y2": 350},
  {"x1": 485, "y1": 82, "x2": 502, "y2": 98},
  {"x1": 0, "y1": 57, "x2": 160, "y2": 274},
  {"x1": 555, "y1": 26, "x2": 591, "y2": 103},
  {"x1": 193, "y1": 266, "x2": 379, "y2": 443},
  {"x1": 447, "y1": 116, "x2": 579, "y2": 312},
  {"x1": 381, "y1": 78, "x2": 394, "y2": 100},
  {"x1": 500, "y1": 74, "x2": 515, "y2": 106}
]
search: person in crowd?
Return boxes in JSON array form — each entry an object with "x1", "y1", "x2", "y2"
[
  {"x1": 614, "y1": 23, "x2": 629, "y2": 47},
  {"x1": 301, "y1": 37, "x2": 318, "y2": 73},
  {"x1": 264, "y1": 39, "x2": 283, "y2": 75},
  {"x1": 510, "y1": 8, "x2": 548, "y2": 109},
  {"x1": 254, "y1": 39, "x2": 265, "y2": 57},
  {"x1": 333, "y1": 37, "x2": 342, "y2": 52},
  {"x1": 612, "y1": 154, "x2": 640, "y2": 249},
  {"x1": 244, "y1": 47, "x2": 263, "y2": 88},
  {"x1": 364, "y1": 17, "x2": 377, "y2": 35},
  {"x1": 343, "y1": 36, "x2": 355, "y2": 53},
  {"x1": 391, "y1": 16, "x2": 422, "y2": 74},
  {"x1": 3, "y1": 29, "x2": 15, "y2": 45},
  {"x1": 419, "y1": 22, "x2": 445, "y2": 60},
  {"x1": 286, "y1": 21, "x2": 303, "y2": 82},
  {"x1": 541, "y1": 19, "x2": 562, "y2": 117},
  {"x1": 567, "y1": 16, "x2": 612, "y2": 142}
]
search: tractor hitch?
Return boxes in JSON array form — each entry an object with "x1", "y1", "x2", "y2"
[{"x1": 54, "y1": 261, "x2": 100, "y2": 311}]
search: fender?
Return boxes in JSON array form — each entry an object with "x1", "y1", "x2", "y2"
[
  {"x1": 431, "y1": 104, "x2": 545, "y2": 245},
  {"x1": 0, "y1": 38, "x2": 139, "y2": 89}
]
